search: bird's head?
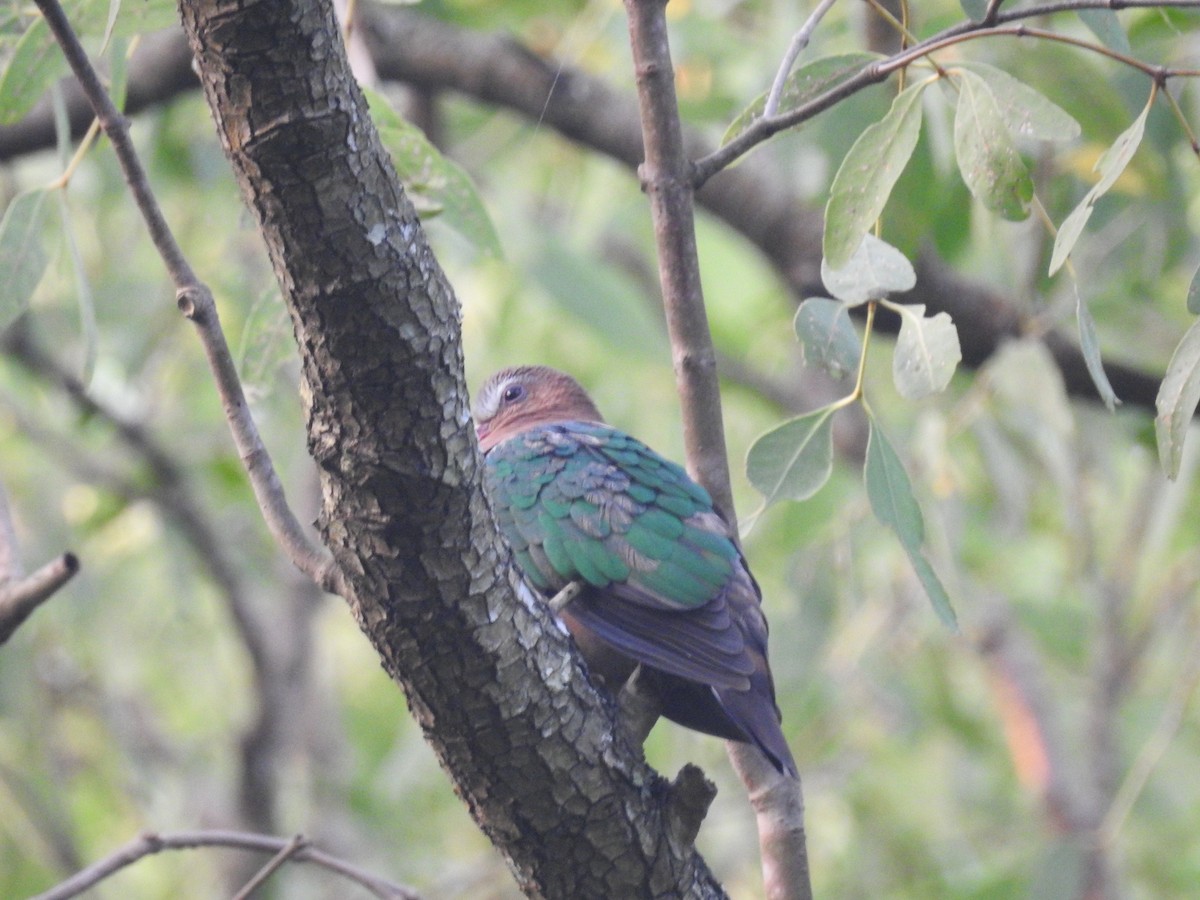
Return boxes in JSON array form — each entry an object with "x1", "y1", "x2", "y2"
[{"x1": 473, "y1": 365, "x2": 605, "y2": 452}]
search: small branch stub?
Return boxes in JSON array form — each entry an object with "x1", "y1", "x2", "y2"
[
  {"x1": 667, "y1": 763, "x2": 718, "y2": 847},
  {"x1": 0, "y1": 552, "x2": 79, "y2": 645}
]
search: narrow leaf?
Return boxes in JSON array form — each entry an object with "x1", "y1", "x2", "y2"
[
  {"x1": 1075, "y1": 285, "x2": 1120, "y2": 411},
  {"x1": 58, "y1": 191, "x2": 97, "y2": 385},
  {"x1": 889, "y1": 303, "x2": 962, "y2": 399},
  {"x1": 823, "y1": 82, "x2": 926, "y2": 269},
  {"x1": 904, "y1": 545, "x2": 959, "y2": 630},
  {"x1": 1091, "y1": 100, "x2": 1151, "y2": 199},
  {"x1": 1049, "y1": 100, "x2": 1151, "y2": 274},
  {"x1": 103, "y1": 0, "x2": 123, "y2": 50},
  {"x1": 1188, "y1": 263, "x2": 1200, "y2": 315},
  {"x1": 723, "y1": 53, "x2": 879, "y2": 146},
  {"x1": 1048, "y1": 200, "x2": 1094, "y2": 276},
  {"x1": 0, "y1": 17, "x2": 67, "y2": 125},
  {"x1": 954, "y1": 70, "x2": 1033, "y2": 220},
  {"x1": 746, "y1": 408, "x2": 835, "y2": 507},
  {"x1": 795, "y1": 297, "x2": 861, "y2": 379},
  {"x1": 866, "y1": 420, "x2": 957, "y2": 629},
  {"x1": 1155, "y1": 318, "x2": 1200, "y2": 478},
  {"x1": 0, "y1": 189, "x2": 51, "y2": 331},
  {"x1": 1079, "y1": 8, "x2": 1131, "y2": 54},
  {"x1": 821, "y1": 233, "x2": 916, "y2": 305},
  {"x1": 957, "y1": 63, "x2": 1081, "y2": 143},
  {"x1": 71, "y1": 0, "x2": 180, "y2": 39},
  {"x1": 364, "y1": 88, "x2": 502, "y2": 257},
  {"x1": 865, "y1": 420, "x2": 925, "y2": 546}
]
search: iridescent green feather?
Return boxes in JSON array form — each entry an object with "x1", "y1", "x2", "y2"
[{"x1": 484, "y1": 422, "x2": 740, "y2": 611}]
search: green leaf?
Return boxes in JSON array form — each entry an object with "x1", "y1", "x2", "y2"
[
  {"x1": 1155, "y1": 318, "x2": 1200, "y2": 478},
  {"x1": 1049, "y1": 201, "x2": 1094, "y2": 277},
  {"x1": 528, "y1": 238, "x2": 662, "y2": 358},
  {"x1": 1079, "y1": 8, "x2": 1131, "y2": 54},
  {"x1": 821, "y1": 233, "x2": 916, "y2": 305},
  {"x1": 823, "y1": 81, "x2": 926, "y2": 269},
  {"x1": 58, "y1": 191, "x2": 97, "y2": 385},
  {"x1": 1049, "y1": 99, "x2": 1151, "y2": 275},
  {"x1": 956, "y1": 63, "x2": 1081, "y2": 143},
  {"x1": 953, "y1": 70, "x2": 1032, "y2": 220},
  {"x1": 722, "y1": 53, "x2": 880, "y2": 146},
  {"x1": 959, "y1": 0, "x2": 988, "y2": 21},
  {"x1": 364, "y1": 87, "x2": 502, "y2": 257},
  {"x1": 1075, "y1": 284, "x2": 1120, "y2": 411},
  {"x1": 68, "y1": 0, "x2": 179, "y2": 39},
  {"x1": 108, "y1": 34, "x2": 130, "y2": 110},
  {"x1": 865, "y1": 419, "x2": 924, "y2": 544},
  {"x1": 0, "y1": 189, "x2": 51, "y2": 331},
  {"x1": 888, "y1": 302, "x2": 961, "y2": 399},
  {"x1": 0, "y1": 17, "x2": 68, "y2": 125},
  {"x1": 904, "y1": 545, "x2": 958, "y2": 630},
  {"x1": 865, "y1": 419, "x2": 957, "y2": 629},
  {"x1": 746, "y1": 407, "x2": 835, "y2": 507},
  {"x1": 794, "y1": 297, "x2": 861, "y2": 379},
  {"x1": 103, "y1": 0, "x2": 123, "y2": 49},
  {"x1": 1188, "y1": 264, "x2": 1200, "y2": 315}
]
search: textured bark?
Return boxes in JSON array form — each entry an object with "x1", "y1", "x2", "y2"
[{"x1": 178, "y1": 2, "x2": 725, "y2": 897}]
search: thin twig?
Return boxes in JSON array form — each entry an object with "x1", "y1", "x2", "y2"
[
  {"x1": 693, "y1": 0, "x2": 1200, "y2": 185},
  {"x1": 31, "y1": 0, "x2": 344, "y2": 598},
  {"x1": 763, "y1": 0, "x2": 840, "y2": 118},
  {"x1": 31, "y1": 829, "x2": 423, "y2": 900},
  {"x1": 231, "y1": 832, "x2": 309, "y2": 900}
]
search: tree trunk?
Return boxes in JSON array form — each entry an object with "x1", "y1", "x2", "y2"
[{"x1": 178, "y1": 1, "x2": 727, "y2": 897}]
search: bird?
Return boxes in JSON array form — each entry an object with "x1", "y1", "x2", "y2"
[{"x1": 474, "y1": 364, "x2": 796, "y2": 777}]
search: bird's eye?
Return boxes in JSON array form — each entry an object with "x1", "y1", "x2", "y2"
[{"x1": 501, "y1": 384, "x2": 526, "y2": 404}]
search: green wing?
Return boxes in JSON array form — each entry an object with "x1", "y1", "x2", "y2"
[
  {"x1": 485, "y1": 422, "x2": 738, "y2": 607},
  {"x1": 485, "y1": 422, "x2": 755, "y2": 686}
]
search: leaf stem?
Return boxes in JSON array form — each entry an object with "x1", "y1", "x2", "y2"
[{"x1": 852, "y1": 300, "x2": 878, "y2": 403}]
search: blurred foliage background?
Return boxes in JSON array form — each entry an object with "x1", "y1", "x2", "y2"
[{"x1": 3, "y1": 0, "x2": 1200, "y2": 897}]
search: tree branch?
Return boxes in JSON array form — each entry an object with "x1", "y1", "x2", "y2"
[
  {"x1": 31, "y1": 0, "x2": 344, "y2": 599},
  {"x1": 31, "y1": 829, "x2": 422, "y2": 900},
  {"x1": 623, "y1": 3, "x2": 812, "y2": 899},
  {"x1": 0, "y1": 477, "x2": 79, "y2": 645},
  {"x1": 624, "y1": 0, "x2": 733, "y2": 516},
  {"x1": 0, "y1": 552, "x2": 78, "y2": 645}
]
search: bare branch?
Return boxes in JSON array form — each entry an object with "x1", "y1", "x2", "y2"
[
  {"x1": 31, "y1": 0, "x2": 344, "y2": 598},
  {"x1": 622, "y1": 3, "x2": 813, "y2": 898},
  {"x1": 623, "y1": 0, "x2": 734, "y2": 518},
  {"x1": 0, "y1": 552, "x2": 79, "y2": 645},
  {"x1": 231, "y1": 833, "x2": 309, "y2": 900},
  {"x1": 763, "y1": 0, "x2": 841, "y2": 118},
  {"x1": 31, "y1": 829, "x2": 422, "y2": 900},
  {"x1": 0, "y1": 479, "x2": 79, "y2": 645}
]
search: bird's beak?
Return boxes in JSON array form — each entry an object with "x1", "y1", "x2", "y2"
[{"x1": 475, "y1": 420, "x2": 491, "y2": 449}]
